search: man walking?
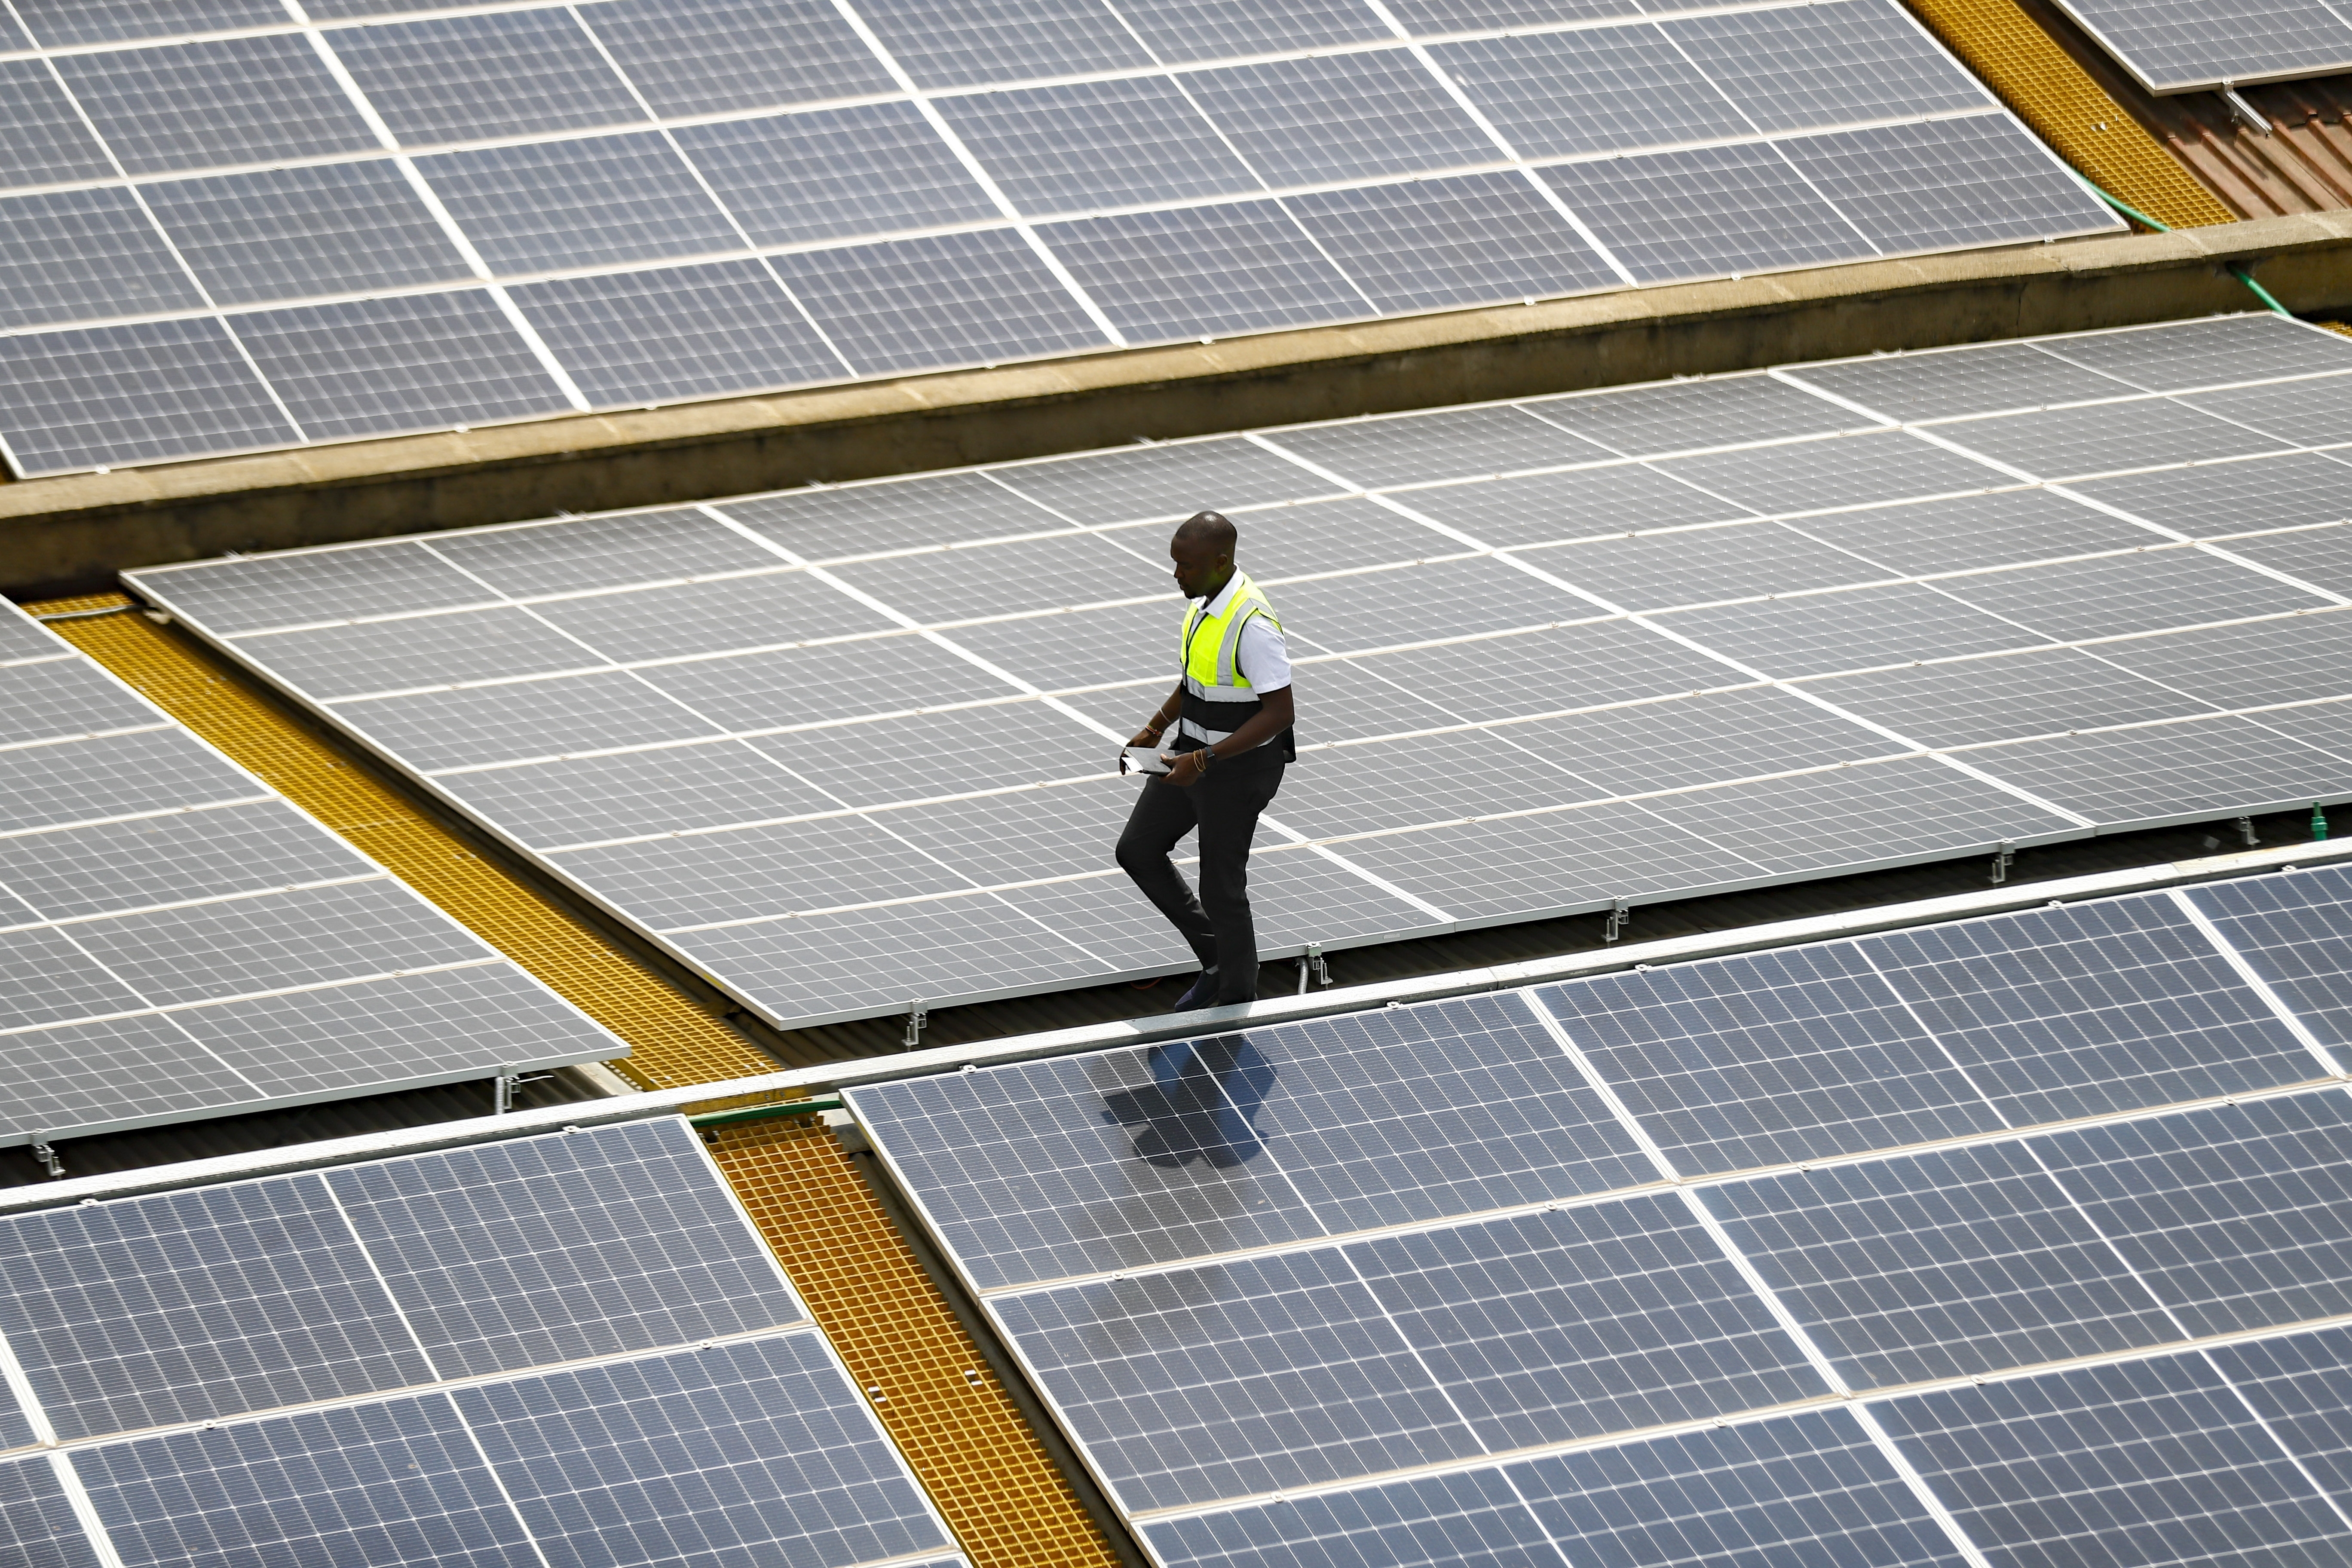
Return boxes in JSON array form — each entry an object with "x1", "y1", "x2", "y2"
[{"x1": 1117, "y1": 511, "x2": 1296, "y2": 1010}]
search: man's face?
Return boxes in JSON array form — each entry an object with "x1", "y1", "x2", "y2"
[{"x1": 1169, "y1": 531, "x2": 1231, "y2": 600}]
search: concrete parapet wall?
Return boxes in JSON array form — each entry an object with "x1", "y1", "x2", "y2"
[{"x1": 9, "y1": 211, "x2": 2352, "y2": 597}]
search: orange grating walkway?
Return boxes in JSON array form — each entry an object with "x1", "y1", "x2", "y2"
[
  {"x1": 1899, "y1": 0, "x2": 2235, "y2": 229},
  {"x1": 27, "y1": 594, "x2": 775, "y2": 1092},
  {"x1": 709, "y1": 1120, "x2": 1126, "y2": 1568}
]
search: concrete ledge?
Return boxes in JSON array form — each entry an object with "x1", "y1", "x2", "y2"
[{"x1": 9, "y1": 212, "x2": 2352, "y2": 597}]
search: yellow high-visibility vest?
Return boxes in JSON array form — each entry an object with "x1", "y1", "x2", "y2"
[{"x1": 1178, "y1": 573, "x2": 1287, "y2": 751}]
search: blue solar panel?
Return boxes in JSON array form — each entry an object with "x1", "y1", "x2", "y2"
[
  {"x1": 12, "y1": 0, "x2": 285, "y2": 47},
  {"x1": 1214, "y1": 992, "x2": 1656, "y2": 1233},
  {"x1": 1508, "y1": 1407, "x2": 1969, "y2": 1568},
  {"x1": 1433, "y1": 28, "x2": 1748, "y2": 158},
  {"x1": 768, "y1": 229, "x2": 1109, "y2": 374},
  {"x1": 1184, "y1": 51, "x2": 1499, "y2": 186},
  {"x1": 328, "y1": 9, "x2": 646, "y2": 145},
  {"x1": 1703, "y1": 1141, "x2": 2177, "y2": 1389},
  {"x1": 0, "y1": 187, "x2": 205, "y2": 331},
  {"x1": 1144, "y1": 1466, "x2": 1565, "y2": 1568},
  {"x1": 1781, "y1": 116, "x2": 2119, "y2": 256},
  {"x1": 0, "y1": 59, "x2": 115, "y2": 189},
  {"x1": 143, "y1": 162, "x2": 474, "y2": 307},
  {"x1": 53, "y1": 36, "x2": 377, "y2": 174},
  {"x1": 1660, "y1": 1, "x2": 1993, "y2": 131},
  {"x1": 858, "y1": 0, "x2": 1157, "y2": 86},
  {"x1": 2034, "y1": 1093, "x2": 2352, "y2": 1340},
  {"x1": 2184, "y1": 865, "x2": 2352, "y2": 1051},
  {"x1": 76, "y1": 1394, "x2": 540, "y2": 1568},
  {"x1": 990, "y1": 1247, "x2": 1486, "y2": 1510},
  {"x1": 416, "y1": 133, "x2": 741, "y2": 275},
  {"x1": 1040, "y1": 201, "x2": 1364, "y2": 340},
  {"x1": 1856, "y1": 893, "x2": 2324, "y2": 1127},
  {"x1": 228, "y1": 291, "x2": 571, "y2": 441},
  {"x1": 937, "y1": 77, "x2": 1263, "y2": 214},
  {"x1": 1538, "y1": 943, "x2": 2006, "y2": 1176},
  {"x1": 1284, "y1": 172, "x2": 1618, "y2": 312},
  {"x1": 449, "y1": 1334, "x2": 954, "y2": 1568},
  {"x1": 322, "y1": 1118, "x2": 808, "y2": 1378},
  {"x1": 1876, "y1": 1354, "x2": 2352, "y2": 1568},
  {"x1": 511, "y1": 258, "x2": 846, "y2": 407},
  {"x1": 0, "y1": 1172, "x2": 433, "y2": 1441},
  {"x1": 0, "y1": 316, "x2": 299, "y2": 475},
  {"x1": 677, "y1": 104, "x2": 998, "y2": 249},
  {"x1": 850, "y1": 1038, "x2": 1326, "y2": 1291},
  {"x1": 0, "y1": 1457, "x2": 100, "y2": 1568},
  {"x1": 2208, "y1": 1325, "x2": 2352, "y2": 1509},
  {"x1": 1118, "y1": 0, "x2": 1395, "y2": 61},
  {"x1": 1539, "y1": 143, "x2": 1867, "y2": 284},
  {"x1": 583, "y1": 0, "x2": 900, "y2": 116},
  {"x1": 1350, "y1": 1195, "x2": 1830, "y2": 1447}
]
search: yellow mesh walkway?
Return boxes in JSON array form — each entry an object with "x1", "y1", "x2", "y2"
[
  {"x1": 709, "y1": 1120, "x2": 1125, "y2": 1568},
  {"x1": 25, "y1": 593, "x2": 775, "y2": 1092},
  {"x1": 1899, "y1": 0, "x2": 2234, "y2": 229}
]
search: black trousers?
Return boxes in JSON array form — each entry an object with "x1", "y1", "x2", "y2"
[{"x1": 1116, "y1": 750, "x2": 1286, "y2": 1004}]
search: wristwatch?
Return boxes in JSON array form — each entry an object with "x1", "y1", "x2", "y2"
[{"x1": 1197, "y1": 747, "x2": 1217, "y2": 773}]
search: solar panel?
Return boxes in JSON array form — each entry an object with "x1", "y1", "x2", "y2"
[
  {"x1": 846, "y1": 855, "x2": 2352, "y2": 1559},
  {"x1": 0, "y1": 599, "x2": 622, "y2": 1150},
  {"x1": 2053, "y1": 0, "x2": 2352, "y2": 93},
  {"x1": 0, "y1": 0, "x2": 2119, "y2": 476},
  {"x1": 0, "y1": 1118, "x2": 955, "y2": 1568},
  {"x1": 131, "y1": 316, "x2": 2352, "y2": 1034}
]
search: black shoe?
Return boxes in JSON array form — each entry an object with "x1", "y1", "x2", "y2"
[{"x1": 1175, "y1": 968, "x2": 1220, "y2": 1009}]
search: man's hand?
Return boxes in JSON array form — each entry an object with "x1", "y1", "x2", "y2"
[
  {"x1": 1127, "y1": 723, "x2": 1164, "y2": 747},
  {"x1": 1165, "y1": 749, "x2": 1210, "y2": 787}
]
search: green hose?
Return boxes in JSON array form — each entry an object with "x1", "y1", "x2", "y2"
[{"x1": 2078, "y1": 178, "x2": 2295, "y2": 319}]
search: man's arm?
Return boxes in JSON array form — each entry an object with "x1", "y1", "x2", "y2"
[
  {"x1": 1127, "y1": 681, "x2": 1186, "y2": 747},
  {"x1": 1165, "y1": 685, "x2": 1292, "y2": 786}
]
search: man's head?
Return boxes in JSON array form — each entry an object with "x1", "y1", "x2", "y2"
[{"x1": 1170, "y1": 511, "x2": 1237, "y2": 600}]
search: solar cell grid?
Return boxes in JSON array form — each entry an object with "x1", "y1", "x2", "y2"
[
  {"x1": 1524, "y1": 371, "x2": 1872, "y2": 457},
  {"x1": 2034, "y1": 1093, "x2": 2352, "y2": 1339},
  {"x1": 629, "y1": 631, "x2": 1000, "y2": 734},
  {"x1": 1785, "y1": 488, "x2": 2158, "y2": 576},
  {"x1": 2037, "y1": 315, "x2": 2352, "y2": 392},
  {"x1": 1536, "y1": 144, "x2": 1867, "y2": 286},
  {"x1": 0, "y1": 317, "x2": 300, "y2": 476},
  {"x1": 1786, "y1": 341, "x2": 2141, "y2": 423},
  {"x1": 720, "y1": 471, "x2": 1069, "y2": 560},
  {"x1": 0, "y1": 1171, "x2": 433, "y2": 1440},
  {"x1": 1378, "y1": 463, "x2": 1757, "y2": 548},
  {"x1": 2089, "y1": 608, "x2": 2352, "y2": 711},
  {"x1": 328, "y1": 9, "x2": 646, "y2": 146},
  {"x1": 2206, "y1": 523, "x2": 2352, "y2": 600},
  {"x1": 1937, "y1": 396, "x2": 2296, "y2": 481},
  {"x1": 1781, "y1": 115, "x2": 2113, "y2": 256},
  {"x1": 426, "y1": 507, "x2": 780, "y2": 597},
  {"x1": 1650, "y1": 429, "x2": 2012, "y2": 515},
  {"x1": 1181, "y1": 50, "x2": 1499, "y2": 187},
  {"x1": 1662, "y1": 1, "x2": 1991, "y2": 131},
  {"x1": 1540, "y1": 942, "x2": 2003, "y2": 1176},
  {"x1": 0, "y1": 187, "x2": 204, "y2": 332},
  {"x1": 333, "y1": 667, "x2": 722, "y2": 772},
  {"x1": 992, "y1": 1247, "x2": 1486, "y2": 1510},
  {"x1": 130, "y1": 541, "x2": 496, "y2": 635},
  {"x1": 1513, "y1": 519, "x2": 1888, "y2": 609},
  {"x1": 1875, "y1": 1354, "x2": 2352, "y2": 1568},
  {"x1": 824, "y1": 529, "x2": 1171, "y2": 625},
  {"x1": 1929, "y1": 545, "x2": 2328, "y2": 643},
  {"x1": 141, "y1": 162, "x2": 475, "y2": 309},
  {"x1": 1856, "y1": 894, "x2": 2325, "y2": 1127},
  {"x1": 0, "y1": 1014, "x2": 257, "y2": 1140},
  {"x1": 1500, "y1": 684, "x2": 1907, "y2": 796},
  {"x1": 227, "y1": 606, "x2": 602, "y2": 701},
  {"x1": 583, "y1": 0, "x2": 901, "y2": 117},
  {"x1": 0, "y1": 1459, "x2": 96, "y2": 1568},
  {"x1": 1645, "y1": 581, "x2": 2037, "y2": 678},
  {"x1": 1274, "y1": 726, "x2": 1587, "y2": 836},
  {"x1": 1262, "y1": 405, "x2": 1609, "y2": 490},
  {"x1": 0, "y1": 724, "x2": 260, "y2": 839},
  {"x1": 2052, "y1": 0, "x2": 2352, "y2": 93},
  {"x1": 856, "y1": 0, "x2": 1156, "y2": 88},
  {"x1": 0, "y1": 60, "x2": 116, "y2": 190},
  {"x1": 1285, "y1": 172, "x2": 1620, "y2": 314},
  {"x1": 1272, "y1": 556, "x2": 1587, "y2": 651},
  {"x1": 54, "y1": 36, "x2": 377, "y2": 175},
  {"x1": 1705, "y1": 1141, "x2": 2180, "y2": 1388},
  {"x1": 2177, "y1": 375, "x2": 2352, "y2": 451},
  {"x1": 1432, "y1": 27, "x2": 1746, "y2": 159},
  {"x1": 2210, "y1": 1325, "x2": 2352, "y2": 1508},
  {"x1": 325, "y1": 1117, "x2": 807, "y2": 1378},
  {"x1": 0, "y1": 798, "x2": 373, "y2": 917},
  {"x1": 1960, "y1": 711, "x2": 2352, "y2": 827},
  {"x1": 416, "y1": 133, "x2": 742, "y2": 276},
  {"x1": 1791, "y1": 645, "x2": 2213, "y2": 747},
  {"x1": 874, "y1": 776, "x2": 1141, "y2": 884},
  {"x1": 1041, "y1": 200, "x2": 1369, "y2": 342},
  {"x1": 1353, "y1": 1195, "x2": 1829, "y2": 1448},
  {"x1": 1144, "y1": 1465, "x2": 1561, "y2": 1568},
  {"x1": 548, "y1": 811, "x2": 971, "y2": 930},
  {"x1": 0, "y1": 655, "x2": 166, "y2": 746},
  {"x1": 674, "y1": 103, "x2": 1002, "y2": 249},
  {"x1": 768, "y1": 227, "x2": 1112, "y2": 374},
  {"x1": 524, "y1": 568, "x2": 895, "y2": 663},
  {"x1": 1338, "y1": 622, "x2": 1740, "y2": 723},
  {"x1": 937, "y1": 77, "x2": 1263, "y2": 214},
  {"x1": 228, "y1": 291, "x2": 572, "y2": 442},
  {"x1": 2185, "y1": 864, "x2": 2352, "y2": 1049}
]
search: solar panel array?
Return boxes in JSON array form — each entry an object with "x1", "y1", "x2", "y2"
[
  {"x1": 0, "y1": 597, "x2": 623, "y2": 1152},
  {"x1": 0, "y1": 0, "x2": 2117, "y2": 477},
  {"x1": 848, "y1": 860, "x2": 2352, "y2": 1568},
  {"x1": 0, "y1": 1115, "x2": 967, "y2": 1568},
  {"x1": 2053, "y1": 0, "x2": 2352, "y2": 93},
  {"x1": 127, "y1": 314, "x2": 2352, "y2": 1032}
]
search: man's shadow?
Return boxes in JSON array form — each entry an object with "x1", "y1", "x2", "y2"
[{"x1": 1101, "y1": 1035, "x2": 1275, "y2": 1170}]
